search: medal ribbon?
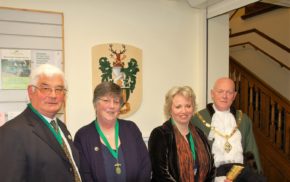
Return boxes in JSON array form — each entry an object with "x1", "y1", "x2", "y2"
[
  {"x1": 28, "y1": 103, "x2": 63, "y2": 145},
  {"x1": 171, "y1": 118, "x2": 196, "y2": 160},
  {"x1": 94, "y1": 119, "x2": 119, "y2": 159}
]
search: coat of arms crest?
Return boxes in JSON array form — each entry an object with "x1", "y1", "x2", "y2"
[{"x1": 92, "y1": 43, "x2": 142, "y2": 118}]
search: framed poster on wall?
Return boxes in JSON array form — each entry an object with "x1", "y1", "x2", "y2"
[{"x1": 0, "y1": 7, "x2": 64, "y2": 124}]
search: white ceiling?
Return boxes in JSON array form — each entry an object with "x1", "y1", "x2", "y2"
[{"x1": 186, "y1": 0, "x2": 224, "y2": 8}]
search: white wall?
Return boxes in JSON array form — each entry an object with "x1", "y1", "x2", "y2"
[
  {"x1": 207, "y1": 14, "x2": 229, "y2": 103},
  {"x1": 0, "y1": 0, "x2": 208, "y2": 137}
]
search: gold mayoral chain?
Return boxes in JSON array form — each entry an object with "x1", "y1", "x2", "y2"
[{"x1": 196, "y1": 110, "x2": 243, "y2": 153}]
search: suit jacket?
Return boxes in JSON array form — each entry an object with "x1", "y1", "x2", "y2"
[
  {"x1": 0, "y1": 106, "x2": 80, "y2": 182},
  {"x1": 148, "y1": 120, "x2": 215, "y2": 182},
  {"x1": 74, "y1": 119, "x2": 151, "y2": 182}
]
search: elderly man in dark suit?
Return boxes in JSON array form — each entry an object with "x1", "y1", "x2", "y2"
[{"x1": 0, "y1": 64, "x2": 81, "y2": 182}]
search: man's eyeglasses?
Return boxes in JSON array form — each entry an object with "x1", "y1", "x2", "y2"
[{"x1": 32, "y1": 85, "x2": 67, "y2": 96}]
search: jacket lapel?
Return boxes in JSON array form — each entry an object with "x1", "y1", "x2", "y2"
[{"x1": 25, "y1": 107, "x2": 69, "y2": 162}]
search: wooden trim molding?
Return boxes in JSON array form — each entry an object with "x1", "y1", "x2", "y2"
[
  {"x1": 241, "y1": 2, "x2": 281, "y2": 20},
  {"x1": 230, "y1": 28, "x2": 290, "y2": 53},
  {"x1": 230, "y1": 42, "x2": 290, "y2": 71}
]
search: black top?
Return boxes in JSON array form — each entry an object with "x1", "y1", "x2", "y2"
[{"x1": 148, "y1": 120, "x2": 215, "y2": 182}]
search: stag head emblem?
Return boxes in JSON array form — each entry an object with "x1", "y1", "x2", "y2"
[{"x1": 109, "y1": 44, "x2": 126, "y2": 67}]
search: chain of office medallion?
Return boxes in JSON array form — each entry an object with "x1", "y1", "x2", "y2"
[{"x1": 195, "y1": 110, "x2": 243, "y2": 139}]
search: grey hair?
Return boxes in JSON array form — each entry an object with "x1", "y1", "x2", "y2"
[
  {"x1": 29, "y1": 64, "x2": 67, "y2": 89},
  {"x1": 164, "y1": 86, "x2": 196, "y2": 120},
  {"x1": 93, "y1": 82, "x2": 123, "y2": 106}
]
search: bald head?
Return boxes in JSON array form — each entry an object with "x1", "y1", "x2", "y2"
[
  {"x1": 211, "y1": 77, "x2": 236, "y2": 111},
  {"x1": 213, "y1": 77, "x2": 235, "y2": 91}
]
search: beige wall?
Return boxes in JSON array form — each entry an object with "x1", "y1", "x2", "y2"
[
  {"x1": 207, "y1": 14, "x2": 229, "y2": 103},
  {"x1": 0, "y1": 0, "x2": 210, "y2": 137}
]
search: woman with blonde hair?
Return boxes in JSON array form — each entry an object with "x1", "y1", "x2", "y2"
[{"x1": 148, "y1": 86, "x2": 215, "y2": 182}]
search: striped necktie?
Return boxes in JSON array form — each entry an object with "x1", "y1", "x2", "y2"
[{"x1": 51, "y1": 120, "x2": 81, "y2": 182}]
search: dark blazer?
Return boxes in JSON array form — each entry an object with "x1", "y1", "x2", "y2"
[
  {"x1": 148, "y1": 120, "x2": 215, "y2": 182},
  {"x1": 0, "y1": 107, "x2": 80, "y2": 182},
  {"x1": 74, "y1": 119, "x2": 151, "y2": 182}
]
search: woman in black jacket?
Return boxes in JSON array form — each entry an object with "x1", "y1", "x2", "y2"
[{"x1": 148, "y1": 86, "x2": 215, "y2": 182}]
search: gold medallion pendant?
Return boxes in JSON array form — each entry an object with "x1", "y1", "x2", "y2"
[
  {"x1": 224, "y1": 139, "x2": 232, "y2": 153},
  {"x1": 115, "y1": 163, "x2": 122, "y2": 174}
]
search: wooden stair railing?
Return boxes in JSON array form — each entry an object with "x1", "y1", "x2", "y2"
[
  {"x1": 230, "y1": 42, "x2": 290, "y2": 71},
  {"x1": 229, "y1": 57, "x2": 290, "y2": 182},
  {"x1": 230, "y1": 28, "x2": 290, "y2": 71},
  {"x1": 230, "y1": 29, "x2": 290, "y2": 53}
]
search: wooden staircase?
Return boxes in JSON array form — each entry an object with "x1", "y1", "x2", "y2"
[{"x1": 229, "y1": 58, "x2": 290, "y2": 181}]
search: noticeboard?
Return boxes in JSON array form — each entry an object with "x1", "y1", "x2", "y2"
[{"x1": 0, "y1": 7, "x2": 64, "y2": 126}]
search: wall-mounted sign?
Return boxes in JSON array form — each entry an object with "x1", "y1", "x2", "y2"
[{"x1": 92, "y1": 43, "x2": 142, "y2": 118}]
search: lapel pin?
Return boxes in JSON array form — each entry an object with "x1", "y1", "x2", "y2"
[
  {"x1": 94, "y1": 146, "x2": 99, "y2": 151},
  {"x1": 67, "y1": 135, "x2": 72, "y2": 140}
]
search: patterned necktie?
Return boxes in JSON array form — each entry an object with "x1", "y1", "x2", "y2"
[{"x1": 51, "y1": 120, "x2": 81, "y2": 182}]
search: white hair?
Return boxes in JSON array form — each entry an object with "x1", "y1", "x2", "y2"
[{"x1": 29, "y1": 64, "x2": 67, "y2": 88}]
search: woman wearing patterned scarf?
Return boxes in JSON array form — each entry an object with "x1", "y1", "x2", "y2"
[{"x1": 148, "y1": 86, "x2": 215, "y2": 182}]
